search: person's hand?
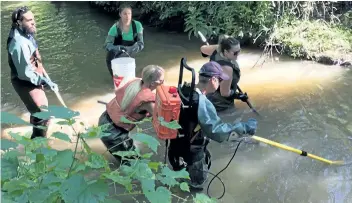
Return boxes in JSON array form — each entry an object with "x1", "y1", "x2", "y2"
[
  {"x1": 244, "y1": 118, "x2": 257, "y2": 135},
  {"x1": 47, "y1": 81, "x2": 59, "y2": 92},
  {"x1": 238, "y1": 92, "x2": 249, "y2": 102},
  {"x1": 120, "y1": 46, "x2": 127, "y2": 53}
]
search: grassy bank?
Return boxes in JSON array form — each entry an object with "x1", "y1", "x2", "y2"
[{"x1": 90, "y1": 1, "x2": 352, "y2": 66}]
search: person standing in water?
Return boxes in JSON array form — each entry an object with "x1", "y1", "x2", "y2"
[
  {"x1": 168, "y1": 61, "x2": 257, "y2": 190},
  {"x1": 104, "y1": 4, "x2": 145, "y2": 77},
  {"x1": 200, "y1": 35, "x2": 249, "y2": 112},
  {"x1": 7, "y1": 6, "x2": 59, "y2": 139}
]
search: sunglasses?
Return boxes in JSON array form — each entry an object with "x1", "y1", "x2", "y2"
[
  {"x1": 154, "y1": 79, "x2": 164, "y2": 85},
  {"x1": 15, "y1": 6, "x2": 29, "y2": 21},
  {"x1": 199, "y1": 74, "x2": 222, "y2": 83},
  {"x1": 233, "y1": 49, "x2": 241, "y2": 56}
]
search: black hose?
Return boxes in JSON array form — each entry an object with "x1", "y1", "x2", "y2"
[{"x1": 206, "y1": 140, "x2": 243, "y2": 199}]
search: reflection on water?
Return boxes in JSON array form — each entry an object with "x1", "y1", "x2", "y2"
[{"x1": 1, "y1": 2, "x2": 352, "y2": 203}]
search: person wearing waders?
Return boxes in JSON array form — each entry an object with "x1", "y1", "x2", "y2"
[
  {"x1": 7, "y1": 6, "x2": 59, "y2": 139},
  {"x1": 104, "y1": 4, "x2": 144, "y2": 77},
  {"x1": 200, "y1": 35, "x2": 249, "y2": 112},
  {"x1": 168, "y1": 61, "x2": 257, "y2": 190},
  {"x1": 98, "y1": 65, "x2": 165, "y2": 165}
]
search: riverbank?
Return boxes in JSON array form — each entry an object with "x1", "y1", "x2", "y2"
[{"x1": 89, "y1": 1, "x2": 352, "y2": 67}]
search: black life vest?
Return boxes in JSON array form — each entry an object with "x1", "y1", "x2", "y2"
[
  {"x1": 210, "y1": 50, "x2": 240, "y2": 90},
  {"x1": 113, "y1": 20, "x2": 138, "y2": 47}
]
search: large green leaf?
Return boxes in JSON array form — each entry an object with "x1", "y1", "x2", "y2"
[
  {"x1": 1, "y1": 191, "x2": 17, "y2": 203},
  {"x1": 41, "y1": 172, "x2": 63, "y2": 186},
  {"x1": 2, "y1": 179, "x2": 31, "y2": 194},
  {"x1": 180, "y1": 182, "x2": 190, "y2": 192},
  {"x1": 59, "y1": 174, "x2": 108, "y2": 203},
  {"x1": 158, "y1": 117, "x2": 182, "y2": 130},
  {"x1": 193, "y1": 193, "x2": 217, "y2": 203},
  {"x1": 112, "y1": 150, "x2": 140, "y2": 158},
  {"x1": 161, "y1": 167, "x2": 190, "y2": 179},
  {"x1": 28, "y1": 188, "x2": 53, "y2": 203},
  {"x1": 34, "y1": 147, "x2": 58, "y2": 159},
  {"x1": 8, "y1": 132, "x2": 31, "y2": 146},
  {"x1": 51, "y1": 132, "x2": 72, "y2": 142},
  {"x1": 81, "y1": 125, "x2": 111, "y2": 139},
  {"x1": 130, "y1": 133, "x2": 160, "y2": 153},
  {"x1": 103, "y1": 171, "x2": 133, "y2": 191},
  {"x1": 148, "y1": 162, "x2": 161, "y2": 172},
  {"x1": 1, "y1": 111, "x2": 31, "y2": 125},
  {"x1": 33, "y1": 105, "x2": 80, "y2": 120},
  {"x1": 48, "y1": 149, "x2": 74, "y2": 170},
  {"x1": 1, "y1": 158, "x2": 19, "y2": 181},
  {"x1": 144, "y1": 186, "x2": 172, "y2": 203},
  {"x1": 85, "y1": 153, "x2": 107, "y2": 169},
  {"x1": 1, "y1": 140, "x2": 18, "y2": 150},
  {"x1": 141, "y1": 178, "x2": 155, "y2": 194},
  {"x1": 134, "y1": 162, "x2": 155, "y2": 180},
  {"x1": 157, "y1": 167, "x2": 190, "y2": 187}
]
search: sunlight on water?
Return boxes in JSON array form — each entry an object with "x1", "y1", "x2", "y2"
[{"x1": 2, "y1": 2, "x2": 351, "y2": 202}]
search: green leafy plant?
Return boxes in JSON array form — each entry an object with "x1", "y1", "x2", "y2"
[{"x1": 1, "y1": 106, "x2": 217, "y2": 203}]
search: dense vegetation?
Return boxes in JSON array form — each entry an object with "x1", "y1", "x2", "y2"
[
  {"x1": 91, "y1": 1, "x2": 352, "y2": 66},
  {"x1": 1, "y1": 106, "x2": 217, "y2": 203}
]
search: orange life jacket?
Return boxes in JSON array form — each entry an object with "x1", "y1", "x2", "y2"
[
  {"x1": 106, "y1": 78, "x2": 155, "y2": 131},
  {"x1": 30, "y1": 48, "x2": 44, "y2": 76}
]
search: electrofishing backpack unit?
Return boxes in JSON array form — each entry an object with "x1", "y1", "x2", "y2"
[{"x1": 152, "y1": 58, "x2": 196, "y2": 140}]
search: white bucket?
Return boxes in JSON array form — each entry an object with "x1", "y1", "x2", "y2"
[{"x1": 111, "y1": 57, "x2": 136, "y2": 89}]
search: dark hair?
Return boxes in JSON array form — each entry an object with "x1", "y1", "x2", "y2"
[
  {"x1": 119, "y1": 3, "x2": 132, "y2": 14},
  {"x1": 219, "y1": 36, "x2": 240, "y2": 53},
  {"x1": 11, "y1": 6, "x2": 30, "y2": 27}
]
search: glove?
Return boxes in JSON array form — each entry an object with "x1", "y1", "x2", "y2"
[
  {"x1": 228, "y1": 118, "x2": 257, "y2": 142},
  {"x1": 120, "y1": 46, "x2": 127, "y2": 53},
  {"x1": 44, "y1": 80, "x2": 59, "y2": 92},
  {"x1": 234, "y1": 92, "x2": 248, "y2": 102},
  {"x1": 244, "y1": 118, "x2": 257, "y2": 135},
  {"x1": 208, "y1": 33, "x2": 219, "y2": 45}
]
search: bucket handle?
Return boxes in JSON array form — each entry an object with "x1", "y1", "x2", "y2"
[{"x1": 178, "y1": 58, "x2": 196, "y2": 106}]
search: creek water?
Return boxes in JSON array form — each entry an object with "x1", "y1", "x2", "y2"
[{"x1": 1, "y1": 2, "x2": 351, "y2": 203}]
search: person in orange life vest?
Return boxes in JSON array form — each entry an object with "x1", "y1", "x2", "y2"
[
  {"x1": 200, "y1": 35, "x2": 248, "y2": 112},
  {"x1": 98, "y1": 65, "x2": 165, "y2": 162},
  {"x1": 104, "y1": 3, "x2": 144, "y2": 77},
  {"x1": 7, "y1": 6, "x2": 59, "y2": 139}
]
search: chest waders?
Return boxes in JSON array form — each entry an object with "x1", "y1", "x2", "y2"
[{"x1": 106, "y1": 20, "x2": 138, "y2": 77}]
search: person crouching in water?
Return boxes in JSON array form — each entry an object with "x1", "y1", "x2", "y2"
[
  {"x1": 168, "y1": 61, "x2": 257, "y2": 190},
  {"x1": 98, "y1": 65, "x2": 164, "y2": 163}
]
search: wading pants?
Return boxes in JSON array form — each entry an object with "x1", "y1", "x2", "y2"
[{"x1": 11, "y1": 79, "x2": 49, "y2": 139}]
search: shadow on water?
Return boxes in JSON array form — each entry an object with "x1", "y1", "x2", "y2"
[{"x1": 1, "y1": 1, "x2": 352, "y2": 203}]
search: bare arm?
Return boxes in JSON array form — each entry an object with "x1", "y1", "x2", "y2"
[
  {"x1": 200, "y1": 45, "x2": 218, "y2": 56},
  {"x1": 219, "y1": 65, "x2": 233, "y2": 97},
  {"x1": 138, "y1": 102, "x2": 155, "y2": 116}
]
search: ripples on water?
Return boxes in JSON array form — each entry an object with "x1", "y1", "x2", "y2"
[{"x1": 1, "y1": 2, "x2": 352, "y2": 203}]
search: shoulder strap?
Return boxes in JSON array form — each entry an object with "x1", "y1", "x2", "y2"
[
  {"x1": 216, "y1": 60, "x2": 232, "y2": 67},
  {"x1": 132, "y1": 20, "x2": 137, "y2": 37},
  {"x1": 209, "y1": 50, "x2": 217, "y2": 61},
  {"x1": 195, "y1": 88, "x2": 202, "y2": 95},
  {"x1": 116, "y1": 22, "x2": 122, "y2": 37}
]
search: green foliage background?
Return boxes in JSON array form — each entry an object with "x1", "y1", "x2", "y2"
[{"x1": 91, "y1": 1, "x2": 352, "y2": 64}]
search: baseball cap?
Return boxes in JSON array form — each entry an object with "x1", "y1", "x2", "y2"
[{"x1": 199, "y1": 61, "x2": 229, "y2": 80}]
